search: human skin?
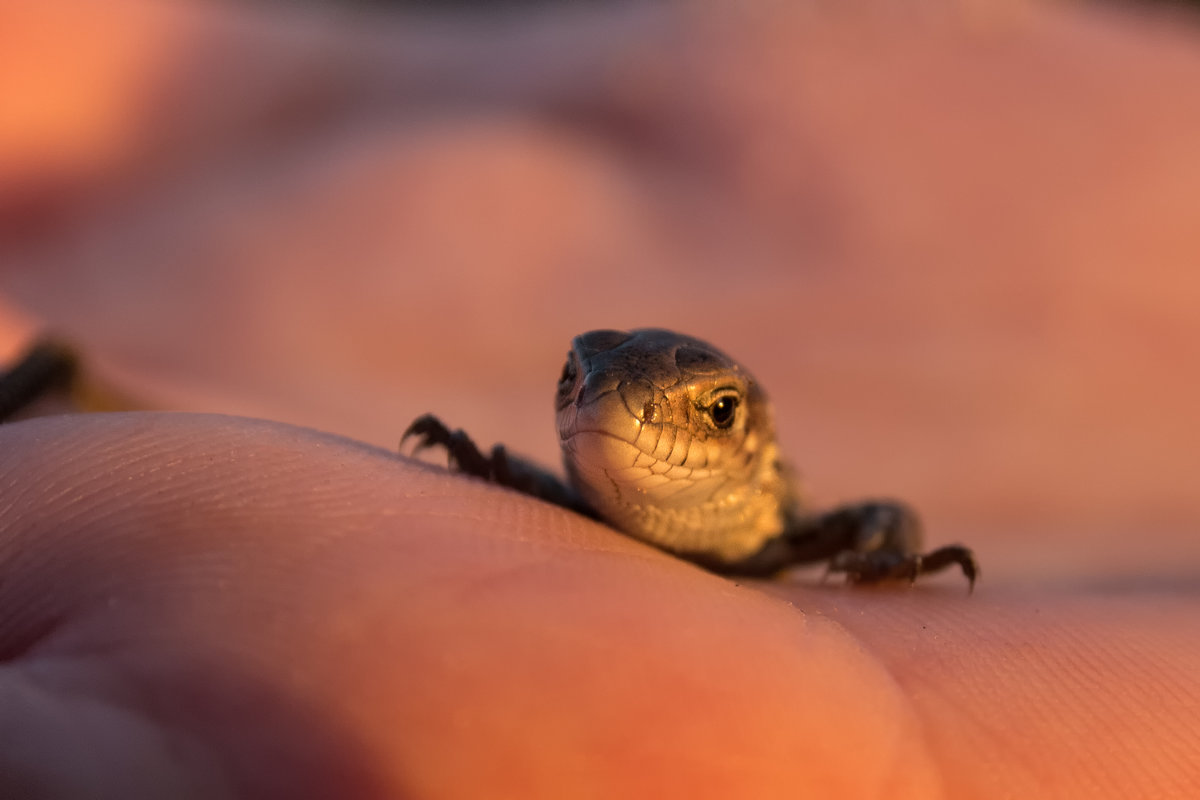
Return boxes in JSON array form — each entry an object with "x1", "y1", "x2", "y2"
[{"x1": 2, "y1": 0, "x2": 1200, "y2": 797}]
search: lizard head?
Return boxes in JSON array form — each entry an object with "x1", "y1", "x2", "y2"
[{"x1": 554, "y1": 328, "x2": 788, "y2": 562}]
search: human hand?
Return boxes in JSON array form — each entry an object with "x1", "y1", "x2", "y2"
[{"x1": 2, "y1": 0, "x2": 1199, "y2": 796}]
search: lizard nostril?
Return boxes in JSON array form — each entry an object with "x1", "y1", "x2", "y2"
[
  {"x1": 615, "y1": 379, "x2": 655, "y2": 423},
  {"x1": 556, "y1": 353, "x2": 583, "y2": 411}
]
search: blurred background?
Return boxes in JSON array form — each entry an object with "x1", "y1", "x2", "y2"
[{"x1": 1, "y1": 0, "x2": 1198, "y2": 584}]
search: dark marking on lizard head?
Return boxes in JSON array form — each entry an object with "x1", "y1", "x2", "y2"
[
  {"x1": 572, "y1": 330, "x2": 634, "y2": 362},
  {"x1": 674, "y1": 344, "x2": 722, "y2": 372},
  {"x1": 559, "y1": 329, "x2": 769, "y2": 437}
]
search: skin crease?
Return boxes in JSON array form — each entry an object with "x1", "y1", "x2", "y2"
[{"x1": 2, "y1": 0, "x2": 1200, "y2": 797}]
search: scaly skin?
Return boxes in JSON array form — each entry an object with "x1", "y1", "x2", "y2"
[
  {"x1": 404, "y1": 329, "x2": 978, "y2": 588},
  {"x1": 555, "y1": 329, "x2": 789, "y2": 563}
]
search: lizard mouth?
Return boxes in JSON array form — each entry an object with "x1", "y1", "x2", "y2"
[
  {"x1": 557, "y1": 371, "x2": 726, "y2": 512},
  {"x1": 559, "y1": 390, "x2": 702, "y2": 467}
]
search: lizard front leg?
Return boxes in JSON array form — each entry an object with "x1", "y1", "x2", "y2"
[
  {"x1": 716, "y1": 500, "x2": 978, "y2": 591},
  {"x1": 401, "y1": 414, "x2": 593, "y2": 518},
  {"x1": 811, "y1": 501, "x2": 978, "y2": 590}
]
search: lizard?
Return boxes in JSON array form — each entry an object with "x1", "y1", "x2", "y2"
[{"x1": 403, "y1": 328, "x2": 978, "y2": 588}]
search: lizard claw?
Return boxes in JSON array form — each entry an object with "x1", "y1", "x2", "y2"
[
  {"x1": 829, "y1": 547, "x2": 977, "y2": 594},
  {"x1": 399, "y1": 414, "x2": 492, "y2": 478}
]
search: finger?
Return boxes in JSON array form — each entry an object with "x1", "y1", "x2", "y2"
[{"x1": 0, "y1": 412, "x2": 942, "y2": 798}]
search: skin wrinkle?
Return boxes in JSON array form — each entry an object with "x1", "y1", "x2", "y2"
[{"x1": 771, "y1": 607, "x2": 945, "y2": 800}]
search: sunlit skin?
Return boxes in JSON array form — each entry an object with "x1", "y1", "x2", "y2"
[{"x1": 3, "y1": 0, "x2": 1200, "y2": 797}]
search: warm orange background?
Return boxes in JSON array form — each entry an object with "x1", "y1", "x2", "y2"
[{"x1": 1, "y1": 0, "x2": 1198, "y2": 797}]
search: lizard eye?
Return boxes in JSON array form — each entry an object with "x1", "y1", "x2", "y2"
[{"x1": 708, "y1": 395, "x2": 738, "y2": 429}]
